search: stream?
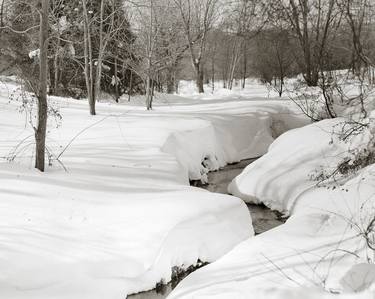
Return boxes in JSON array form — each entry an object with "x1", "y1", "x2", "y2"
[
  {"x1": 128, "y1": 159, "x2": 285, "y2": 299},
  {"x1": 202, "y1": 159, "x2": 285, "y2": 235}
]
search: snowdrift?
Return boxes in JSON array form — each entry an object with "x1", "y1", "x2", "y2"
[
  {"x1": 0, "y1": 80, "x2": 307, "y2": 298},
  {"x1": 228, "y1": 118, "x2": 346, "y2": 213},
  {"x1": 169, "y1": 116, "x2": 375, "y2": 299}
]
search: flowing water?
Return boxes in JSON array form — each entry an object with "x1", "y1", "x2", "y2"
[
  {"x1": 128, "y1": 159, "x2": 285, "y2": 299},
  {"x1": 203, "y1": 159, "x2": 285, "y2": 235}
]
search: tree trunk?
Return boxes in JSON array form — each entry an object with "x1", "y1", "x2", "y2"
[
  {"x1": 53, "y1": 33, "x2": 61, "y2": 94},
  {"x1": 82, "y1": 0, "x2": 95, "y2": 115},
  {"x1": 289, "y1": 0, "x2": 318, "y2": 87},
  {"x1": 146, "y1": 76, "x2": 152, "y2": 110},
  {"x1": 175, "y1": 79, "x2": 179, "y2": 94},
  {"x1": 35, "y1": 0, "x2": 49, "y2": 172},
  {"x1": 166, "y1": 69, "x2": 175, "y2": 94},
  {"x1": 279, "y1": 78, "x2": 284, "y2": 97},
  {"x1": 242, "y1": 39, "x2": 247, "y2": 89},
  {"x1": 228, "y1": 39, "x2": 240, "y2": 90},
  {"x1": 128, "y1": 69, "x2": 133, "y2": 102},
  {"x1": 94, "y1": 0, "x2": 105, "y2": 104},
  {"x1": 0, "y1": 0, "x2": 5, "y2": 28},
  {"x1": 114, "y1": 56, "x2": 119, "y2": 102},
  {"x1": 0, "y1": 0, "x2": 5, "y2": 27},
  {"x1": 166, "y1": 60, "x2": 178, "y2": 94},
  {"x1": 211, "y1": 55, "x2": 215, "y2": 93},
  {"x1": 194, "y1": 63, "x2": 204, "y2": 93}
]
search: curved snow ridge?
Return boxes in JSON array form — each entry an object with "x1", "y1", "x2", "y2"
[
  {"x1": 122, "y1": 105, "x2": 304, "y2": 294},
  {"x1": 123, "y1": 196, "x2": 253, "y2": 295},
  {"x1": 161, "y1": 113, "x2": 277, "y2": 184},
  {"x1": 228, "y1": 115, "x2": 375, "y2": 215},
  {"x1": 0, "y1": 82, "x2": 310, "y2": 299},
  {"x1": 159, "y1": 100, "x2": 310, "y2": 185},
  {"x1": 0, "y1": 92, "x2": 259, "y2": 299},
  {"x1": 228, "y1": 118, "x2": 347, "y2": 214},
  {"x1": 0, "y1": 179, "x2": 253, "y2": 299},
  {"x1": 167, "y1": 200, "x2": 375, "y2": 299},
  {"x1": 168, "y1": 117, "x2": 375, "y2": 299}
]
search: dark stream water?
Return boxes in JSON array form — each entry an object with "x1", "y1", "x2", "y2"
[
  {"x1": 203, "y1": 159, "x2": 285, "y2": 235},
  {"x1": 128, "y1": 159, "x2": 285, "y2": 299}
]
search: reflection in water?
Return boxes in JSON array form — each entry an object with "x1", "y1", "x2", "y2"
[{"x1": 128, "y1": 159, "x2": 285, "y2": 299}]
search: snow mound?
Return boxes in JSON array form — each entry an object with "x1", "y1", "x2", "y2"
[
  {"x1": 0, "y1": 80, "x2": 308, "y2": 298},
  {"x1": 162, "y1": 114, "x2": 274, "y2": 183},
  {"x1": 168, "y1": 212, "x2": 372, "y2": 299},
  {"x1": 229, "y1": 116, "x2": 375, "y2": 215},
  {"x1": 169, "y1": 115, "x2": 375, "y2": 299},
  {"x1": 228, "y1": 118, "x2": 345, "y2": 213}
]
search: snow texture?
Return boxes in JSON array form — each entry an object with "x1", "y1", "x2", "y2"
[
  {"x1": 169, "y1": 115, "x2": 375, "y2": 299},
  {"x1": 0, "y1": 78, "x2": 307, "y2": 298}
]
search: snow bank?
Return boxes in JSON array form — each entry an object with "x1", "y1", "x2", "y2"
[
  {"x1": 168, "y1": 212, "x2": 373, "y2": 299},
  {"x1": 228, "y1": 116, "x2": 374, "y2": 215},
  {"x1": 228, "y1": 118, "x2": 345, "y2": 213},
  {"x1": 0, "y1": 81, "x2": 307, "y2": 298},
  {"x1": 169, "y1": 165, "x2": 375, "y2": 299},
  {"x1": 161, "y1": 114, "x2": 273, "y2": 182},
  {"x1": 169, "y1": 115, "x2": 375, "y2": 299}
]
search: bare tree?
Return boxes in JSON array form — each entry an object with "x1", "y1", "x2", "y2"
[
  {"x1": 174, "y1": 0, "x2": 218, "y2": 93},
  {"x1": 81, "y1": 0, "x2": 117, "y2": 115},
  {"x1": 0, "y1": 0, "x2": 51, "y2": 171},
  {"x1": 206, "y1": 0, "x2": 267, "y2": 90},
  {"x1": 272, "y1": 0, "x2": 342, "y2": 86},
  {"x1": 94, "y1": 0, "x2": 117, "y2": 107},
  {"x1": 126, "y1": 0, "x2": 164, "y2": 109},
  {"x1": 145, "y1": 0, "x2": 155, "y2": 109},
  {"x1": 338, "y1": 0, "x2": 374, "y2": 75},
  {"x1": 252, "y1": 29, "x2": 295, "y2": 97},
  {"x1": 231, "y1": 0, "x2": 268, "y2": 88},
  {"x1": 126, "y1": 0, "x2": 188, "y2": 108}
]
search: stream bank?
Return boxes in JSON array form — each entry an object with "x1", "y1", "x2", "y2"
[
  {"x1": 202, "y1": 159, "x2": 285, "y2": 235},
  {"x1": 128, "y1": 159, "x2": 285, "y2": 299}
]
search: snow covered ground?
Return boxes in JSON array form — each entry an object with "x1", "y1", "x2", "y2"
[
  {"x1": 0, "y1": 78, "x2": 307, "y2": 298},
  {"x1": 169, "y1": 113, "x2": 375, "y2": 298}
]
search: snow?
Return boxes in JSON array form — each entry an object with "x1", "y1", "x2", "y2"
[
  {"x1": 28, "y1": 49, "x2": 40, "y2": 59},
  {"x1": 169, "y1": 111, "x2": 375, "y2": 299},
  {"x1": 168, "y1": 213, "x2": 372, "y2": 299},
  {"x1": 0, "y1": 78, "x2": 307, "y2": 298},
  {"x1": 228, "y1": 118, "x2": 344, "y2": 213},
  {"x1": 341, "y1": 264, "x2": 375, "y2": 292},
  {"x1": 228, "y1": 116, "x2": 374, "y2": 215}
]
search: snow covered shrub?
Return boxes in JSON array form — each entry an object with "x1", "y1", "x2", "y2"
[
  {"x1": 287, "y1": 68, "x2": 375, "y2": 123},
  {"x1": 6, "y1": 83, "x2": 63, "y2": 165},
  {"x1": 337, "y1": 147, "x2": 375, "y2": 176},
  {"x1": 287, "y1": 79, "x2": 327, "y2": 122},
  {"x1": 293, "y1": 63, "x2": 375, "y2": 187},
  {"x1": 312, "y1": 116, "x2": 375, "y2": 187},
  {"x1": 9, "y1": 84, "x2": 62, "y2": 129}
]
